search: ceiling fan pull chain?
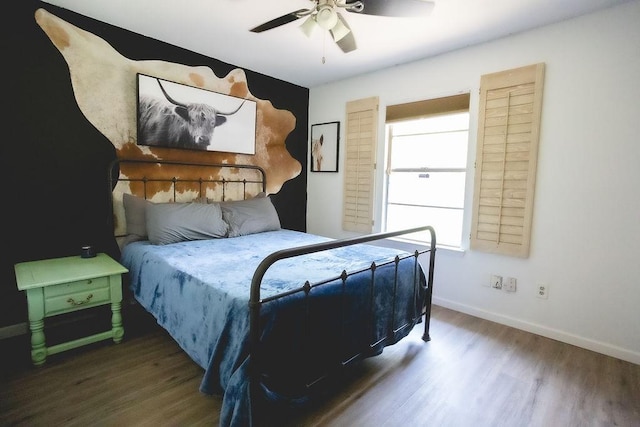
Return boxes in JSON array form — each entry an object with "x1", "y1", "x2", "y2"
[{"x1": 322, "y1": 31, "x2": 327, "y2": 64}]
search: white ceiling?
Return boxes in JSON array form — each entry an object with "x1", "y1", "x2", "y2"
[{"x1": 41, "y1": 0, "x2": 631, "y2": 88}]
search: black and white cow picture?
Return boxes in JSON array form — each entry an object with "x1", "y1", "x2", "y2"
[{"x1": 137, "y1": 77, "x2": 248, "y2": 151}]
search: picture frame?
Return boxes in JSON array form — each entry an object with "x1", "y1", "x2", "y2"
[
  {"x1": 136, "y1": 73, "x2": 257, "y2": 154},
  {"x1": 310, "y1": 121, "x2": 340, "y2": 172}
]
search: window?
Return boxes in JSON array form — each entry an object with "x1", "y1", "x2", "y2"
[{"x1": 384, "y1": 95, "x2": 470, "y2": 248}]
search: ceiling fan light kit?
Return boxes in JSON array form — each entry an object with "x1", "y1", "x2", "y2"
[
  {"x1": 330, "y1": 17, "x2": 350, "y2": 42},
  {"x1": 316, "y1": 4, "x2": 339, "y2": 29},
  {"x1": 300, "y1": 15, "x2": 319, "y2": 37},
  {"x1": 250, "y1": 0, "x2": 435, "y2": 53}
]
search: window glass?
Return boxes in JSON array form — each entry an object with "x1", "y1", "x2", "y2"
[
  {"x1": 387, "y1": 172, "x2": 466, "y2": 208},
  {"x1": 384, "y1": 111, "x2": 469, "y2": 248}
]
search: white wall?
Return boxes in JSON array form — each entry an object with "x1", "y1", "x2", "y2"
[{"x1": 307, "y1": 1, "x2": 640, "y2": 365}]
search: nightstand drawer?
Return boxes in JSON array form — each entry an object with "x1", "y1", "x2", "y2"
[
  {"x1": 45, "y1": 279, "x2": 111, "y2": 316},
  {"x1": 44, "y1": 276, "x2": 109, "y2": 298}
]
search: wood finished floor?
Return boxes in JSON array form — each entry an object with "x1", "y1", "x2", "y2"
[{"x1": 1, "y1": 305, "x2": 638, "y2": 427}]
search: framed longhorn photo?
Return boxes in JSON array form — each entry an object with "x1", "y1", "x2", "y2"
[
  {"x1": 136, "y1": 73, "x2": 257, "y2": 154},
  {"x1": 310, "y1": 121, "x2": 340, "y2": 172}
]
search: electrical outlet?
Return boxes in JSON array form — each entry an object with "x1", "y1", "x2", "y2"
[
  {"x1": 504, "y1": 277, "x2": 517, "y2": 292},
  {"x1": 537, "y1": 283, "x2": 549, "y2": 299},
  {"x1": 491, "y1": 274, "x2": 502, "y2": 289}
]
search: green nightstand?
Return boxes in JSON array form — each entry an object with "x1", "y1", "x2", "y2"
[{"x1": 14, "y1": 253, "x2": 128, "y2": 366}]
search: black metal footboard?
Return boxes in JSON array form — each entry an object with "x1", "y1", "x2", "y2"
[{"x1": 249, "y1": 226, "x2": 436, "y2": 416}]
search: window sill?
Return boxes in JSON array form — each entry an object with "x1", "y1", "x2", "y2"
[{"x1": 375, "y1": 236, "x2": 466, "y2": 255}]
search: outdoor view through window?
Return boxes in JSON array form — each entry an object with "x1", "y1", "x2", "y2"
[{"x1": 384, "y1": 112, "x2": 469, "y2": 248}]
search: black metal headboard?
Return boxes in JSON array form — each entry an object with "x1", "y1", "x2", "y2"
[{"x1": 108, "y1": 158, "x2": 266, "y2": 240}]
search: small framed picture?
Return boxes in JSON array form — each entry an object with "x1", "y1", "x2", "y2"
[{"x1": 310, "y1": 121, "x2": 340, "y2": 172}]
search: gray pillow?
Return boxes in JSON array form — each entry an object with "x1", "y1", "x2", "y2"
[
  {"x1": 220, "y1": 196, "x2": 281, "y2": 238},
  {"x1": 123, "y1": 193, "x2": 149, "y2": 238},
  {"x1": 146, "y1": 202, "x2": 229, "y2": 245}
]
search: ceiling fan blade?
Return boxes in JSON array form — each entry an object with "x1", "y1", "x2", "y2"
[
  {"x1": 347, "y1": 0, "x2": 435, "y2": 17},
  {"x1": 250, "y1": 9, "x2": 307, "y2": 33},
  {"x1": 333, "y1": 14, "x2": 357, "y2": 53}
]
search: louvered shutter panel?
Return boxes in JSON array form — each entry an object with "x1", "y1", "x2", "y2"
[
  {"x1": 470, "y1": 63, "x2": 545, "y2": 257},
  {"x1": 343, "y1": 96, "x2": 378, "y2": 233}
]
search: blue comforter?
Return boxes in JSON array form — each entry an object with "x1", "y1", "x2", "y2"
[{"x1": 121, "y1": 229, "x2": 426, "y2": 426}]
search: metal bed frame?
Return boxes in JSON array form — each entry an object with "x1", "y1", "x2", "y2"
[{"x1": 108, "y1": 158, "x2": 436, "y2": 423}]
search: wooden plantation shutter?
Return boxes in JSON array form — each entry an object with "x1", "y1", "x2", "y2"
[
  {"x1": 470, "y1": 63, "x2": 545, "y2": 257},
  {"x1": 343, "y1": 96, "x2": 379, "y2": 233}
]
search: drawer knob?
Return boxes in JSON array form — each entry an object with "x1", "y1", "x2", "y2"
[{"x1": 67, "y1": 294, "x2": 93, "y2": 306}]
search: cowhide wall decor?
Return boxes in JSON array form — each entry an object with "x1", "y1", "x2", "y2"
[
  {"x1": 0, "y1": 1, "x2": 307, "y2": 330},
  {"x1": 34, "y1": 8, "x2": 302, "y2": 198}
]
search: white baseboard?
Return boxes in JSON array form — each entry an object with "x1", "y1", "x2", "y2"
[
  {"x1": 0, "y1": 322, "x2": 28, "y2": 340},
  {"x1": 433, "y1": 297, "x2": 640, "y2": 366}
]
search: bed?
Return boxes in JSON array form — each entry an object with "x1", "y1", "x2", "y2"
[{"x1": 108, "y1": 159, "x2": 436, "y2": 426}]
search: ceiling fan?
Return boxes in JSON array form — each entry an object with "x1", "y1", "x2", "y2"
[{"x1": 250, "y1": 0, "x2": 435, "y2": 53}]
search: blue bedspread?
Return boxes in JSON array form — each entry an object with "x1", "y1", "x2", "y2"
[{"x1": 121, "y1": 229, "x2": 426, "y2": 426}]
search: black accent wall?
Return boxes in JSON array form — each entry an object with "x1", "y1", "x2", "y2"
[{"x1": 1, "y1": 1, "x2": 309, "y2": 328}]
